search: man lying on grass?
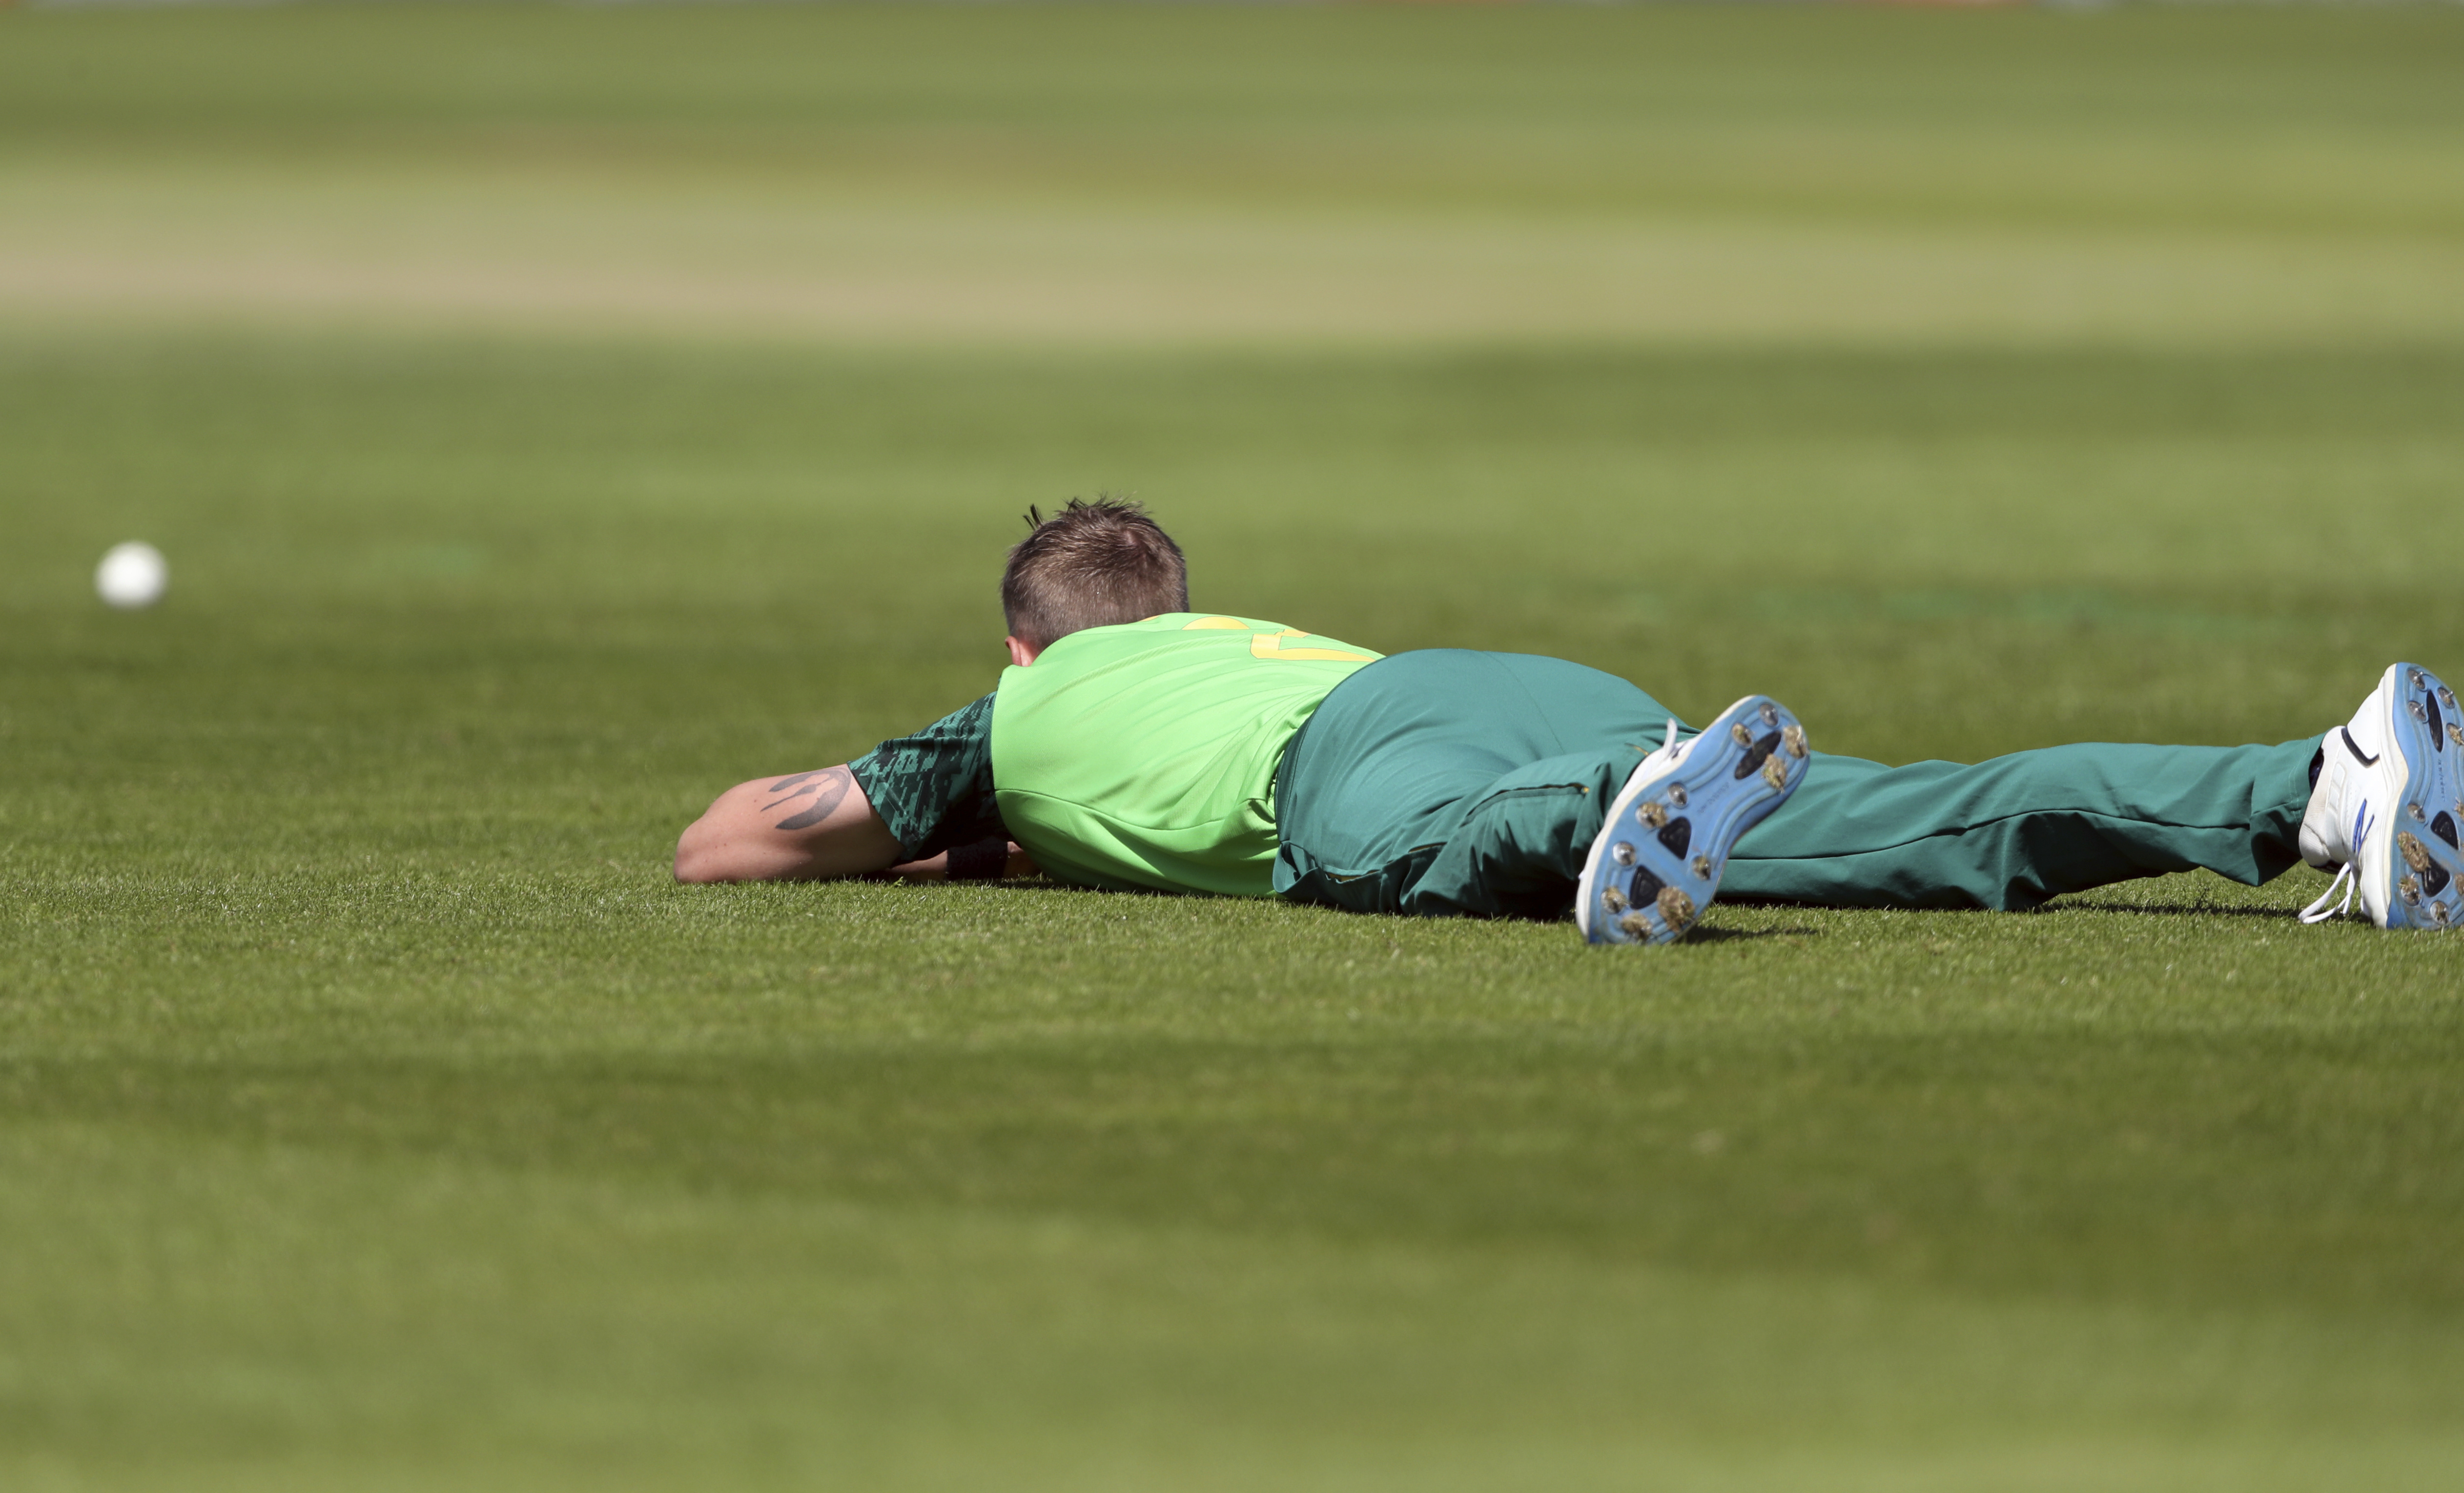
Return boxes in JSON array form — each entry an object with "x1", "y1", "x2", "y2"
[{"x1": 678, "y1": 500, "x2": 2463, "y2": 940}]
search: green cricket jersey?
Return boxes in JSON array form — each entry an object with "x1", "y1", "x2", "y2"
[
  {"x1": 847, "y1": 615, "x2": 1379, "y2": 892},
  {"x1": 990, "y1": 614, "x2": 1381, "y2": 894}
]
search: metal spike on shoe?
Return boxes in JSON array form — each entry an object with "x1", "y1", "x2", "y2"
[{"x1": 1655, "y1": 886, "x2": 1698, "y2": 933}]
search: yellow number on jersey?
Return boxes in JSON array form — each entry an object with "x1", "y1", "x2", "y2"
[
  {"x1": 1250, "y1": 628, "x2": 1376, "y2": 663},
  {"x1": 1182, "y1": 616, "x2": 1375, "y2": 662}
]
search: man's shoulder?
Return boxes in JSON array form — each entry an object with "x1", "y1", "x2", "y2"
[
  {"x1": 859, "y1": 691, "x2": 996, "y2": 760},
  {"x1": 1023, "y1": 614, "x2": 1342, "y2": 659},
  {"x1": 849, "y1": 691, "x2": 1002, "y2": 859},
  {"x1": 1043, "y1": 613, "x2": 1294, "y2": 645}
]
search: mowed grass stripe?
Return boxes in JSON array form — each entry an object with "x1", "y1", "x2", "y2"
[
  {"x1": 2, "y1": 4, "x2": 2460, "y2": 344},
  {"x1": 12, "y1": 1123, "x2": 2464, "y2": 1493}
]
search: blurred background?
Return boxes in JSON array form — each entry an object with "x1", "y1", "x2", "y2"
[
  {"x1": 14, "y1": 2, "x2": 2464, "y2": 350},
  {"x1": 10, "y1": 1, "x2": 2462, "y2": 772},
  {"x1": 6, "y1": 4, "x2": 2464, "y2": 1491}
]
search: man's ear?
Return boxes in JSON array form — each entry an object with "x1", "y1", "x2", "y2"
[{"x1": 1005, "y1": 636, "x2": 1040, "y2": 667}]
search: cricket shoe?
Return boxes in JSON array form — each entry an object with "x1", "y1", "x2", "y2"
[
  {"x1": 2298, "y1": 662, "x2": 2464, "y2": 930},
  {"x1": 1576, "y1": 695, "x2": 1810, "y2": 946}
]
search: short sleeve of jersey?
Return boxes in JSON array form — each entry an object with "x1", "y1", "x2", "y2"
[{"x1": 848, "y1": 692, "x2": 1005, "y2": 860}]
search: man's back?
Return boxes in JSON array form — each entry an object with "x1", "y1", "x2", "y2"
[{"x1": 992, "y1": 614, "x2": 1378, "y2": 895}]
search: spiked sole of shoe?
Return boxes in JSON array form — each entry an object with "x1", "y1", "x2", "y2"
[
  {"x1": 2380, "y1": 664, "x2": 2464, "y2": 930},
  {"x1": 1578, "y1": 695, "x2": 1810, "y2": 946}
]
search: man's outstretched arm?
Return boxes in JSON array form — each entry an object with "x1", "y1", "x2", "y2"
[
  {"x1": 675, "y1": 766, "x2": 902, "y2": 883},
  {"x1": 675, "y1": 766, "x2": 1037, "y2": 884}
]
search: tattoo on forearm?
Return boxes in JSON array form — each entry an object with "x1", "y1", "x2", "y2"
[
  {"x1": 762, "y1": 768, "x2": 832, "y2": 812},
  {"x1": 770, "y1": 766, "x2": 853, "y2": 830}
]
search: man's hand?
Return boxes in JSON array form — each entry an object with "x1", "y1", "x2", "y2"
[
  {"x1": 878, "y1": 838, "x2": 1040, "y2": 882},
  {"x1": 674, "y1": 766, "x2": 903, "y2": 883}
]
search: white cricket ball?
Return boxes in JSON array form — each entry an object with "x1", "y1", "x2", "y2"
[{"x1": 96, "y1": 541, "x2": 169, "y2": 610}]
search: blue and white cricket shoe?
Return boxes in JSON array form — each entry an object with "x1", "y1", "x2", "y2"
[
  {"x1": 2300, "y1": 662, "x2": 2464, "y2": 930},
  {"x1": 1576, "y1": 695, "x2": 1810, "y2": 945}
]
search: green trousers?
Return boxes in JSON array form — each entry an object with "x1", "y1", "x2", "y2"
[{"x1": 1272, "y1": 651, "x2": 2321, "y2": 919}]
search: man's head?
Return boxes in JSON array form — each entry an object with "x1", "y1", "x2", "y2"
[{"x1": 1001, "y1": 498, "x2": 1188, "y2": 664}]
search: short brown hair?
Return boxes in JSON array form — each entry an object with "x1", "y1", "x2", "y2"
[{"x1": 1001, "y1": 497, "x2": 1189, "y2": 651}]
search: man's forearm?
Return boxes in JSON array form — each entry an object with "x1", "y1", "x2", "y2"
[{"x1": 674, "y1": 766, "x2": 903, "y2": 883}]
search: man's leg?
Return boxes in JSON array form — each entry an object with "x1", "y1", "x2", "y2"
[
  {"x1": 1274, "y1": 650, "x2": 1685, "y2": 919},
  {"x1": 1277, "y1": 649, "x2": 2327, "y2": 918},
  {"x1": 1723, "y1": 738, "x2": 2323, "y2": 911}
]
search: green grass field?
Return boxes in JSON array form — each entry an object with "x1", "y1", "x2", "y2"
[{"x1": 6, "y1": 5, "x2": 2464, "y2": 1490}]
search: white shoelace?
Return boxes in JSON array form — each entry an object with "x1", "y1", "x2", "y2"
[
  {"x1": 1631, "y1": 718, "x2": 1687, "y2": 777},
  {"x1": 2300, "y1": 861, "x2": 2356, "y2": 924}
]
